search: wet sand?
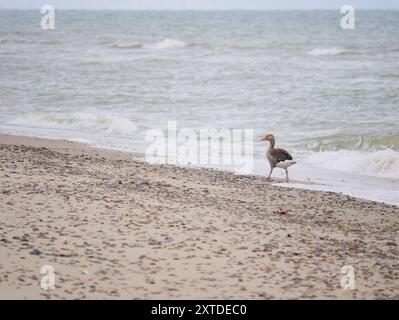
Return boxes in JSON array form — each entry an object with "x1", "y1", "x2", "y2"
[{"x1": 0, "y1": 134, "x2": 398, "y2": 299}]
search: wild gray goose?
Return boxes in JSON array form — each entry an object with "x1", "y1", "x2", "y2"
[{"x1": 260, "y1": 134, "x2": 296, "y2": 182}]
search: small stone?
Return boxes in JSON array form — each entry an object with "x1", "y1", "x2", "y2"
[
  {"x1": 30, "y1": 249, "x2": 41, "y2": 255},
  {"x1": 21, "y1": 234, "x2": 30, "y2": 242},
  {"x1": 148, "y1": 239, "x2": 162, "y2": 246}
]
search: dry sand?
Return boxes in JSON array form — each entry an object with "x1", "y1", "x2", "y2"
[{"x1": 0, "y1": 134, "x2": 398, "y2": 299}]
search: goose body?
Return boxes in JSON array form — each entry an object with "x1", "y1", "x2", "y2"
[{"x1": 261, "y1": 134, "x2": 296, "y2": 182}]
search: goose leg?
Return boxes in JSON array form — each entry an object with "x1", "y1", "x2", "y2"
[
  {"x1": 285, "y1": 169, "x2": 289, "y2": 182},
  {"x1": 266, "y1": 167, "x2": 273, "y2": 180}
]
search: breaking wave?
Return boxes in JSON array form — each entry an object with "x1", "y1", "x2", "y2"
[
  {"x1": 308, "y1": 47, "x2": 348, "y2": 56},
  {"x1": 148, "y1": 38, "x2": 186, "y2": 49},
  {"x1": 305, "y1": 149, "x2": 399, "y2": 179},
  {"x1": 5, "y1": 112, "x2": 139, "y2": 136},
  {"x1": 303, "y1": 133, "x2": 399, "y2": 152},
  {"x1": 109, "y1": 38, "x2": 186, "y2": 50},
  {"x1": 110, "y1": 41, "x2": 143, "y2": 49}
]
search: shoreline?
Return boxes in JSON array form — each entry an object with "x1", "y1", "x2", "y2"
[
  {"x1": 0, "y1": 133, "x2": 398, "y2": 299},
  {"x1": 2, "y1": 127, "x2": 398, "y2": 206}
]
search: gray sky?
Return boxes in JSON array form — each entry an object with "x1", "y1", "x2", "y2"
[{"x1": 1, "y1": 0, "x2": 398, "y2": 10}]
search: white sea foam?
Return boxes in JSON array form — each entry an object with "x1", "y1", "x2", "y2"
[
  {"x1": 110, "y1": 41, "x2": 143, "y2": 49},
  {"x1": 6, "y1": 112, "x2": 138, "y2": 136},
  {"x1": 108, "y1": 38, "x2": 186, "y2": 50},
  {"x1": 147, "y1": 38, "x2": 187, "y2": 49},
  {"x1": 308, "y1": 47, "x2": 347, "y2": 56},
  {"x1": 305, "y1": 149, "x2": 399, "y2": 179},
  {"x1": 104, "y1": 117, "x2": 138, "y2": 135}
]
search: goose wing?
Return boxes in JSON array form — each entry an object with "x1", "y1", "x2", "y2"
[{"x1": 270, "y1": 148, "x2": 293, "y2": 163}]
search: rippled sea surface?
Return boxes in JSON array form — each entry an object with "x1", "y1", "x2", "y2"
[{"x1": 1, "y1": 10, "x2": 398, "y2": 203}]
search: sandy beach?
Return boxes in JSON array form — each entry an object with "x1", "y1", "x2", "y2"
[{"x1": 0, "y1": 134, "x2": 398, "y2": 299}]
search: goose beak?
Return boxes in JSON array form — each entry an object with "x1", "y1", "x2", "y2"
[{"x1": 260, "y1": 136, "x2": 267, "y2": 141}]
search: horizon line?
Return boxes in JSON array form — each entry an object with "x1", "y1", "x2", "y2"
[{"x1": 1, "y1": 8, "x2": 399, "y2": 11}]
